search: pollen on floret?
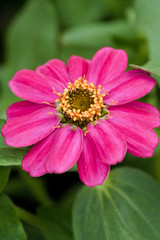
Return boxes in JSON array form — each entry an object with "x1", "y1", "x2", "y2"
[{"x1": 54, "y1": 76, "x2": 109, "y2": 127}]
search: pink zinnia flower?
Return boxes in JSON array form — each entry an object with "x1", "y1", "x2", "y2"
[{"x1": 1, "y1": 47, "x2": 160, "y2": 187}]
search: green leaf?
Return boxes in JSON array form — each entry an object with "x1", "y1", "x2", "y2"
[
  {"x1": 73, "y1": 167, "x2": 160, "y2": 240},
  {"x1": 130, "y1": 61, "x2": 160, "y2": 86},
  {"x1": 37, "y1": 205, "x2": 73, "y2": 240},
  {"x1": 0, "y1": 167, "x2": 10, "y2": 193},
  {"x1": 61, "y1": 20, "x2": 137, "y2": 48},
  {"x1": 0, "y1": 194, "x2": 26, "y2": 240},
  {"x1": 0, "y1": 146, "x2": 30, "y2": 166},
  {"x1": 130, "y1": 61, "x2": 160, "y2": 77},
  {"x1": 6, "y1": 0, "x2": 58, "y2": 70},
  {"x1": 135, "y1": 0, "x2": 160, "y2": 60}
]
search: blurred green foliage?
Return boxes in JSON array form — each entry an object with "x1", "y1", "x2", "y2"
[{"x1": 0, "y1": 0, "x2": 160, "y2": 239}]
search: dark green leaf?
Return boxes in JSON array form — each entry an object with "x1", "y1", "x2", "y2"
[
  {"x1": 0, "y1": 167, "x2": 10, "y2": 193},
  {"x1": 0, "y1": 194, "x2": 26, "y2": 240},
  {"x1": 73, "y1": 167, "x2": 160, "y2": 240},
  {"x1": 38, "y1": 205, "x2": 73, "y2": 240}
]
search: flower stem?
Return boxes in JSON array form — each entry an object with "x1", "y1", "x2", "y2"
[
  {"x1": 156, "y1": 84, "x2": 160, "y2": 107},
  {"x1": 17, "y1": 206, "x2": 41, "y2": 229},
  {"x1": 18, "y1": 169, "x2": 53, "y2": 207}
]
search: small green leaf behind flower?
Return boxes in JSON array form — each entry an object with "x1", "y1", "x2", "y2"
[
  {"x1": 130, "y1": 60, "x2": 160, "y2": 86},
  {"x1": 130, "y1": 60, "x2": 160, "y2": 76}
]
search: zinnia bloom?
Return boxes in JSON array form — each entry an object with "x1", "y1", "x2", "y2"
[{"x1": 1, "y1": 47, "x2": 160, "y2": 187}]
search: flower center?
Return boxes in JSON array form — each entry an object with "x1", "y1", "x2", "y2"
[{"x1": 55, "y1": 77, "x2": 108, "y2": 127}]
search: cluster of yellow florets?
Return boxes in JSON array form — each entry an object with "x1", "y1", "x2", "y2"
[{"x1": 55, "y1": 77, "x2": 107, "y2": 123}]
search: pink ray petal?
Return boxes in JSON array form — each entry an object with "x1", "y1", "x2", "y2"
[
  {"x1": 86, "y1": 47, "x2": 128, "y2": 86},
  {"x1": 9, "y1": 69, "x2": 65, "y2": 103},
  {"x1": 68, "y1": 55, "x2": 90, "y2": 81},
  {"x1": 87, "y1": 119, "x2": 127, "y2": 165},
  {"x1": 107, "y1": 107, "x2": 159, "y2": 157},
  {"x1": 36, "y1": 59, "x2": 71, "y2": 86},
  {"x1": 45, "y1": 125, "x2": 83, "y2": 173},
  {"x1": 77, "y1": 134, "x2": 110, "y2": 187},
  {"x1": 104, "y1": 69, "x2": 156, "y2": 105},
  {"x1": 6, "y1": 101, "x2": 48, "y2": 121},
  {"x1": 22, "y1": 129, "x2": 60, "y2": 177},
  {"x1": 1, "y1": 107, "x2": 60, "y2": 147},
  {"x1": 108, "y1": 101, "x2": 160, "y2": 129}
]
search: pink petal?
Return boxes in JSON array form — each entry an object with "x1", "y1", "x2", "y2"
[
  {"x1": 9, "y1": 70, "x2": 65, "y2": 103},
  {"x1": 104, "y1": 69, "x2": 156, "y2": 105},
  {"x1": 36, "y1": 59, "x2": 71, "y2": 86},
  {"x1": 22, "y1": 129, "x2": 60, "y2": 177},
  {"x1": 77, "y1": 134, "x2": 110, "y2": 187},
  {"x1": 45, "y1": 125, "x2": 83, "y2": 173},
  {"x1": 87, "y1": 119, "x2": 127, "y2": 165},
  {"x1": 108, "y1": 101, "x2": 160, "y2": 129},
  {"x1": 1, "y1": 107, "x2": 60, "y2": 147},
  {"x1": 6, "y1": 101, "x2": 48, "y2": 121},
  {"x1": 86, "y1": 47, "x2": 128, "y2": 86},
  {"x1": 68, "y1": 56, "x2": 90, "y2": 81},
  {"x1": 107, "y1": 108, "x2": 159, "y2": 157}
]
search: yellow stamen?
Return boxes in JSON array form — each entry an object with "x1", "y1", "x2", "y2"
[
  {"x1": 108, "y1": 100, "x2": 118, "y2": 106},
  {"x1": 84, "y1": 129, "x2": 89, "y2": 136},
  {"x1": 47, "y1": 112, "x2": 57, "y2": 116},
  {"x1": 53, "y1": 87, "x2": 62, "y2": 97},
  {"x1": 54, "y1": 76, "x2": 109, "y2": 124},
  {"x1": 43, "y1": 101, "x2": 55, "y2": 107},
  {"x1": 52, "y1": 125, "x2": 61, "y2": 129}
]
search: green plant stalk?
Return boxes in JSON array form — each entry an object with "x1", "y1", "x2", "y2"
[
  {"x1": 17, "y1": 206, "x2": 41, "y2": 229},
  {"x1": 18, "y1": 169, "x2": 53, "y2": 207}
]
